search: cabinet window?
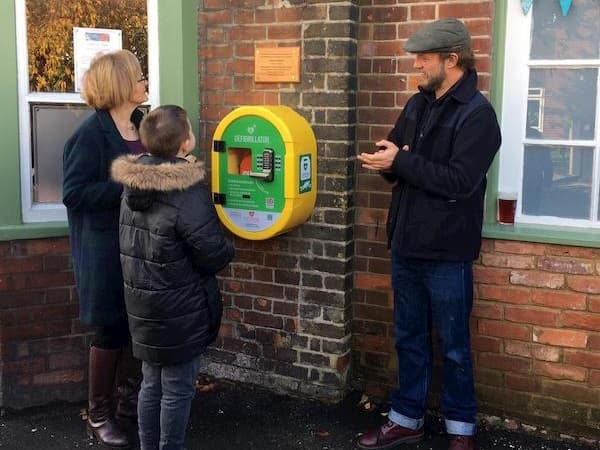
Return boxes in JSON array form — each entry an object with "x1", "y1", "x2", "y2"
[
  {"x1": 31, "y1": 104, "x2": 94, "y2": 203},
  {"x1": 499, "y1": 0, "x2": 600, "y2": 228},
  {"x1": 17, "y1": 0, "x2": 152, "y2": 222}
]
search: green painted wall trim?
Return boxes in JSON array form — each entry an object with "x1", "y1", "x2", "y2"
[
  {"x1": 0, "y1": 223, "x2": 69, "y2": 241},
  {"x1": 484, "y1": 0, "x2": 507, "y2": 225},
  {"x1": 484, "y1": 222, "x2": 600, "y2": 248},
  {"x1": 0, "y1": 1, "x2": 23, "y2": 227},
  {"x1": 157, "y1": 0, "x2": 199, "y2": 147}
]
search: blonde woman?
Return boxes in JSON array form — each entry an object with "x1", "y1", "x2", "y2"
[{"x1": 63, "y1": 49, "x2": 148, "y2": 449}]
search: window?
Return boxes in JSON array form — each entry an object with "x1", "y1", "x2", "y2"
[
  {"x1": 499, "y1": 0, "x2": 600, "y2": 227},
  {"x1": 527, "y1": 88, "x2": 544, "y2": 132},
  {"x1": 15, "y1": 0, "x2": 158, "y2": 222}
]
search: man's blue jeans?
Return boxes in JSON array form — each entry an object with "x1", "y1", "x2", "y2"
[
  {"x1": 138, "y1": 355, "x2": 202, "y2": 450},
  {"x1": 389, "y1": 254, "x2": 477, "y2": 436}
]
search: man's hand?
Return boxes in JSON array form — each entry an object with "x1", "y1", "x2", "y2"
[{"x1": 357, "y1": 139, "x2": 408, "y2": 171}]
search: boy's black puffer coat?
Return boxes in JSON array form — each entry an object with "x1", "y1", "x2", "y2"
[{"x1": 111, "y1": 154, "x2": 234, "y2": 365}]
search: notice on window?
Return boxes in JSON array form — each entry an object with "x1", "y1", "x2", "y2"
[
  {"x1": 73, "y1": 27, "x2": 122, "y2": 92},
  {"x1": 255, "y1": 47, "x2": 300, "y2": 83}
]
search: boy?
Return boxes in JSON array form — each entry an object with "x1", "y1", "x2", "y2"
[{"x1": 111, "y1": 105, "x2": 235, "y2": 450}]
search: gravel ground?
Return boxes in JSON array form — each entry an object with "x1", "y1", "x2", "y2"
[{"x1": 0, "y1": 381, "x2": 597, "y2": 450}]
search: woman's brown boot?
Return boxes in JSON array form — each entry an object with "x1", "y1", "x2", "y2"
[
  {"x1": 115, "y1": 345, "x2": 141, "y2": 427},
  {"x1": 87, "y1": 347, "x2": 130, "y2": 449}
]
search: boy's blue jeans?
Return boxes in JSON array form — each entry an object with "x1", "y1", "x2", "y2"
[
  {"x1": 138, "y1": 355, "x2": 202, "y2": 450},
  {"x1": 389, "y1": 254, "x2": 477, "y2": 436}
]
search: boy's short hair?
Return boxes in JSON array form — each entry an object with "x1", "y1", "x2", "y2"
[
  {"x1": 81, "y1": 50, "x2": 142, "y2": 109},
  {"x1": 140, "y1": 105, "x2": 190, "y2": 158}
]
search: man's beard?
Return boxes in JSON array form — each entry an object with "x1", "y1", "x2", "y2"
[{"x1": 420, "y1": 68, "x2": 446, "y2": 93}]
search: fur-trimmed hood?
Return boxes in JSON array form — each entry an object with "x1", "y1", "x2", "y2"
[
  {"x1": 112, "y1": 154, "x2": 205, "y2": 191},
  {"x1": 111, "y1": 154, "x2": 206, "y2": 211}
]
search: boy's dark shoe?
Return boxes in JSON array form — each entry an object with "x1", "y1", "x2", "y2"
[
  {"x1": 357, "y1": 420, "x2": 424, "y2": 449},
  {"x1": 448, "y1": 435, "x2": 476, "y2": 450}
]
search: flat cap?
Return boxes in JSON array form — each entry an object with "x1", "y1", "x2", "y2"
[{"x1": 405, "y1": 18, "x2": 471, "y2": 53}]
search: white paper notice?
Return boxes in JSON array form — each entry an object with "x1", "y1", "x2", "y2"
[{"x1": 73, "y1": 27, "x2": 122, "y2": 92}]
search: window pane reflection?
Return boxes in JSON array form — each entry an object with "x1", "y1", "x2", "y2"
[
  {"x1": 531, "y1": 0, "x2": 600, "y2": 59},
  {"x1": 522, "y1": 144, "x2": 592, "y2": 219},
  {"x1": 527, "y1": 69, "x2": 597, "y2": 140},
  {"x1": 26, "y1": 0, "x2": 147, "y2": 93}
]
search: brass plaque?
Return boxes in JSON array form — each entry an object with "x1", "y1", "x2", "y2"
[{"x1": 254, "y1": 47, "x2": 300, "y2": 83}]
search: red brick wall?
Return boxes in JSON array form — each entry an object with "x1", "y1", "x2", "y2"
[
  {"x1": 353, "y1": 240, "x2": 600, "y2": 436},
  {"x1": 0, "y1": 238, "x2": 88, "y2": 407},
  {"x1": 353, "y1": 0, "x2": 599, "y2": 437},
  {"x1": 198, "y1": 0, "x2": 358, "y2": 400},
  {"x1": 1, "y1": 0, "x2": 598, "y2": 439},
  {"x1": 474, "y1": 241, "x2": 600, "y2": 428}
]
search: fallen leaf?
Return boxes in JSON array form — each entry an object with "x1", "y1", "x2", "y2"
[
  {"x1": 196, "y1": 382, "x2": 217, "y2": 392},
  {"x1": 196, "y1": 374, "x2": 218, "y2": 393}
]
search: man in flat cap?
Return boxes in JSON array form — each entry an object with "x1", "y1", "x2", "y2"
[{"x1": 357, "y1": 18, "x2": 501, "y2": 450}]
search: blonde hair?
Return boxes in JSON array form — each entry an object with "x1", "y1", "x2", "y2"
[{"x1": 81, "y1": 50, "x2": 141, "y2": 109}]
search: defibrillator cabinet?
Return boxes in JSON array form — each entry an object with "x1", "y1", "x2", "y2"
[{"x1": 211, "y1": 106, "x2": 317, "y2": 240}]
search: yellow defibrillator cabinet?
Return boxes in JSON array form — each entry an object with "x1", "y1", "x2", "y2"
[{"x1": 211, "y1": 106, "x2": 317, "y2": 240}]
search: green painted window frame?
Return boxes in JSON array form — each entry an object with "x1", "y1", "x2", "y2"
[
  {"x1": 0, "y1": 0, "x2": 198, "y2": 241},
  {"x1": 484, "y1": 0, "x2": 600, "y2": 248}
]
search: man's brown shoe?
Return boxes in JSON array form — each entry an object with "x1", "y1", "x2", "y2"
[
  {"x1": 357, "y1": 420, "x2": 424, "y2": 449},
  {"x1": 448, "y1": 435, "x2": 476, "y2": 450}
]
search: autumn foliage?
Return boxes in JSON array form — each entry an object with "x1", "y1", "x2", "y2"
[{"x1": 26, "y1": 0, "x2": 147, "y2": 92}]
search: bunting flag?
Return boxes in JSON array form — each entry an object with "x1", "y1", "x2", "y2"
[
  {"x1": 559, "y1": 0, "x2": 573, "y2": 16},
  {"x1": 520, "y1": 0, "x2": 573, "y2": 16},
  {"x1": 521, "y1": 0, "x2": 533, "y2": 15}
]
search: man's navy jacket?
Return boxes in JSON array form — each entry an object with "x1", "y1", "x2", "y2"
[{"x1": 384, "y1": 69, "x2": 502, "y2": 261}]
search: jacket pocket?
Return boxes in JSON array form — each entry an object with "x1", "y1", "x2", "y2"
[{"x1": 387, "y1": 183, "x2": 404, "y2": 243}]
